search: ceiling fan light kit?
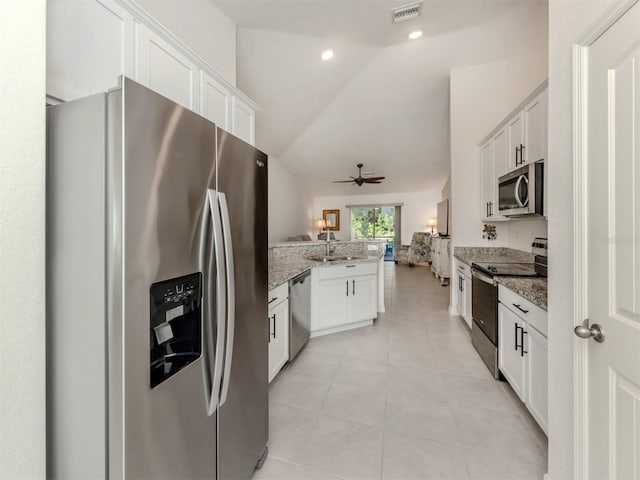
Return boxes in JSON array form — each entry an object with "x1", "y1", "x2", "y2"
[{"x1": 333, "y1": 163, "x2": 385, "y2": 187}]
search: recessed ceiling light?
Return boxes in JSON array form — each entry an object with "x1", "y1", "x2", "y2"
[
  {"x1": 408, "y1": 30, "x2": 423, "y2": 40},
  {"x1": 321, "y1": 49, "x2": 334, "y2": 61}
]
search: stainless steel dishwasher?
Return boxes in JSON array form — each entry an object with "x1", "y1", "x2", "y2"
[{"x1": 289, "y1": 270, "x2": 311, "y2": 360}]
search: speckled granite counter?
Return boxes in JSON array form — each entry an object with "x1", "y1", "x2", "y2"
[
  {"x1": 268, "y1": 258, "x2": 316, "y2": 290},
  {"x1": 268, "y1": 255, "x2": 382, "y2": 290},
  {"x1": 453, "y1": 247, "x2": 534, "y2": 265},
  {"x1": 496, "y1": 276, "x2": 548, "y2": 311},
  {"x1": 268, "y1": 240, "x2": 385, "y2": 290},
  {"x1": 453, "y1": 246, "x2": 546, "y2": 310}
]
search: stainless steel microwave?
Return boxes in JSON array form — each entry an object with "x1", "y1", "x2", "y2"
[{"x1": 497, "y1": 161, "x2": 544, "y2": 217}]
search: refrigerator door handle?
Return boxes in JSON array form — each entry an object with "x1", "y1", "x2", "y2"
[
  {"x1": 218, "y1": 192, "x2": 235, "y2": 407},
  {"x1": 207, "y1": 189, "x2": 227, "y2": 415}
]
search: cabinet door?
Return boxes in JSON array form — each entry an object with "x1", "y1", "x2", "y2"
[
  {"x1": 315, "y1": 277, "x2": 349, "y2": 331},
  {"x1": 463, "y1": 275, "x2": 473, "y2": 328},
  {"x1": 498, "y1": 304, "x2": 526, "y2": 398},
  {"x1": 47, "y1": 0, "x2": 133, "y2": 101},
  {"x1": 507, "y1": 112, "x2": 524, "y2": 170},
  {"x1": 231, "y1": 96, "x2": 256, "y2": 145},
  {"x1": 479, "y1": 140, "x2": 494, "y2": 220},
  {"x1": 135, "y1": 23, "x2": 199, "y2": 111},
  {"x1": 200, "y1": 72, "x2": 231, "y2": 130},
  {"x1": 525, "y1": 325, "x2": 548, "y2": 434},
  {"x1": 348, "y1": 275, "x2": 377, "y2": 323},
  {"x1": 523, "y1": 90, "x2": 547, "y2": 164},
  {"x1": 268, "y1": 299, "x2": 289, "y2": 383},
  {"x1": 454, "y1": 273, "x2": 465, "y2": 317},
  {"x1": 492, "y1": 127, "x2": 509, "y2": 178}
]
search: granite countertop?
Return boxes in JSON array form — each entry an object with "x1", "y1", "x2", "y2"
[
  {"x1": 453, "y1": 247, "x2": 534, "y2": 266},
  {"x1": 268, "y1": 254, "x2": 381, "y2": 290},
  {"x1": 453, "y1": 246, "x2": 546, "y2": 310},
  {"x1": 496, "y1": 276, "x2": 548, "y2": 311}
]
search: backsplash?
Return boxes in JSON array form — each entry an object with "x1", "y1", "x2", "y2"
[{"x1": 454, "y1": 246, "x2": 534, "y2": 264}]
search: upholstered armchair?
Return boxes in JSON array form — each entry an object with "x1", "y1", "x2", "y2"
[{"x1": 394, "y1": 232, "x2": 432, "y2": 266}]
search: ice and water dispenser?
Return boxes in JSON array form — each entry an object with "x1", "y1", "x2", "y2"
[{"x1": 150, "y1": 273, "x2": 202, "y2": 388}]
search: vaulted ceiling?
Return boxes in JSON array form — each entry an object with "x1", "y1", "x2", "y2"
[{"x1": 211, "y1": 0, "x2": 546, "y2": 196}]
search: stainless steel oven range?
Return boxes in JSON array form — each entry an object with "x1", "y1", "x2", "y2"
[{"x1": 470, "y1": 239, "x2": 547, "y2": 378}]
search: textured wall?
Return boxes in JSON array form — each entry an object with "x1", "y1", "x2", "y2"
[{"x1": 0, "y1": 0, "x2": 47, "y2": 478}]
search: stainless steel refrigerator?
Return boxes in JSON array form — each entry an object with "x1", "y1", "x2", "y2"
[{"x1": 46, "y1": 77, "x2": 268, "y2": 479}]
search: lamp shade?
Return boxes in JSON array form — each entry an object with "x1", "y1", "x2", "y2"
[
  {"x1": 316, "y1": 219, "x2": 327, "y2": 230},
  {"x1": 427, "y1": 218, "x2": 437, "y2": 227}
]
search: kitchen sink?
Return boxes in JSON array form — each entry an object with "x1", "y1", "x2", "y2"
[{"x1": 307, "y1": 255, "x2": 363, "y2": 263}]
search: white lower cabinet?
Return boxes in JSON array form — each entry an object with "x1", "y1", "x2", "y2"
[
  {"x1": 453, "y1": 259, "x2": 472, "y2": 328},
  {"x1": 311, "y1": 263, "x2": 377, "y2": 337},
  {"x1": 498, "y1": 305, "x2": 526, "y2": 398},
  {"x1": 498, "y1": 286, "x2": 548, "y2": 434},
  {"x1": 268, "y1": 283, "x2": 289, "y2": 383},
  {"x1": 525, "y1": 325, "x2": 548, "y2": 431}
]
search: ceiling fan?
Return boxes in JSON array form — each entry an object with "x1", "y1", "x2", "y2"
[{"x1": 333, "y1": 163, "x2": 386, "y2": 186}]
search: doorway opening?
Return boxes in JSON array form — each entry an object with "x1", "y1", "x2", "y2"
[{"x1": 350, "y1": 206, "x2": 399, "y2": 261}]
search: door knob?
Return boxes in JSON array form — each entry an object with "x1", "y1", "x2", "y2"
[{"x1": 574, "y1": 319, "x2": 605, "y2": 343}]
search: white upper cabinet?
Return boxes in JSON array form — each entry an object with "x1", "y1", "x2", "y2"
[
  {"x1": 231, "y1": 97, "x2": 256, "y2": 145},
  {"x1": 200, "y1": 72, "x2": 231, "y2": 130},
  {"x1": 479, "y1": 140, "x2": 493, "y2": 221},
  {"x1": 134, "y1": 23, "x2": 199, "y2": 110},
  {"x1": 493, "y1": 127, "x2": 509, "y2": 178},
  {"x1": 507, "y1": 112, "x2": 524, "y2": 171},
  {"x1": 48, "y1": 0, "x2": 257, "y2": 140},
  {"x1": 47, "y1": 0, "x2": 134, "y2": 101},
  {"x1": 522, "y1": 90, "x2": 548, "y2": 164},
  {"x1": 477, "y1": 81, "x2": 548, "y2": 222}
]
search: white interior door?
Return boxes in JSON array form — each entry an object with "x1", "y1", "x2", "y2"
[{"x1": 585, "y1": 2, "x2": 640, "y2": 478}]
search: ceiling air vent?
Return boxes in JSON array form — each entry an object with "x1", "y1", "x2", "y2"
[{"x1": 391, "y1": 1, "x2": 423, "y2": 24}]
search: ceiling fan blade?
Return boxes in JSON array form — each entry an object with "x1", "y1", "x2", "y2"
[{"x1": 363, "y1": 176, "x2": 385, "y2": 182}]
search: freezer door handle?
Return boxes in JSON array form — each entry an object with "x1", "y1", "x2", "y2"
[
  {"x1": 218, "y1": 192, "x2": 235, "y2": 407},
  {"x1": 207, "y1": 189, "x2": 226, "y2": 415}
]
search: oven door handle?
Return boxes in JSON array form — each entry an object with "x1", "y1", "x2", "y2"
[{"x1": 472, "y1": 269, "x2": 496, "y2": 286}]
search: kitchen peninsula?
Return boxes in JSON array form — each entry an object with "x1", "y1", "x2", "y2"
[{"x1": 268, "y1": 239, "x2": 386, "y2": 330}]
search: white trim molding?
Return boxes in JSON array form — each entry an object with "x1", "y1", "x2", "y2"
[{"x1": 572, "y1": 1, "x2": 639, "y2": 478}]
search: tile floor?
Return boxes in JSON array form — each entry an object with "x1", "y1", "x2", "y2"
[{"x1": 255, "y1": 263, "x2": 548, "y2": 480}]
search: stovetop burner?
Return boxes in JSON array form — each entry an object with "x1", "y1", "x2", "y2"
[{"x1": 472, "y1": 262, "x2": 540, "y2": 277}]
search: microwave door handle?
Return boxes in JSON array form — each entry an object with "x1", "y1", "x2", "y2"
[{"x1": 514, "y1": 175, "x2": 529, "y2": 207}]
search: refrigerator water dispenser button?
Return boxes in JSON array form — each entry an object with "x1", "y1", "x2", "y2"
[
  {"x1": 153, "y1": 322, "x2": 174, "y2": 344},
  {"x1": 166, "y1": 305, "x2": 184, "y2": 322}
]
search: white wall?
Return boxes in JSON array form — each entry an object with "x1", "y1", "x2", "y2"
[
  {"x1": 449, "y1": 0, "x2": 549, "y2": 254},
  {"x1": 547, "y1": 1, "x2": 617, "y2": 478},
  {"x1": 138, "y1": 0, "x2": 237, "y2": 85},
  {"x1": 450, "y1": 59, "x2": 510, "y2": 247},
  {"x1": 506, "y1": 1, "x2": 549, "y2": 110},
  {"x1": 313, "y1": 190, "x2": 440, "y2": 244},
  {"x1": 268, "y1": 156, "x2": 314, "y2": 242},
  {"x1": 441, "y1": 176, "x2": 451, "y2": 200},
  {"x1": 0, "y1": 1, "x2": 46, "y2": 477}
]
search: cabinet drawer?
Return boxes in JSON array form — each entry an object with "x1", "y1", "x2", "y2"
[
  {"x1": 498, "y1": 285, "x2": 547, "y2": 337},
  {"x1": 455, "y1": 259, "x2": 471, "y2": 278},
  {"x1": 268, "y1": 282, "x2": 289, "y2": 307},
  {"x1": 317, "y1": 262, "x2": 377, "y2": 280}
]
